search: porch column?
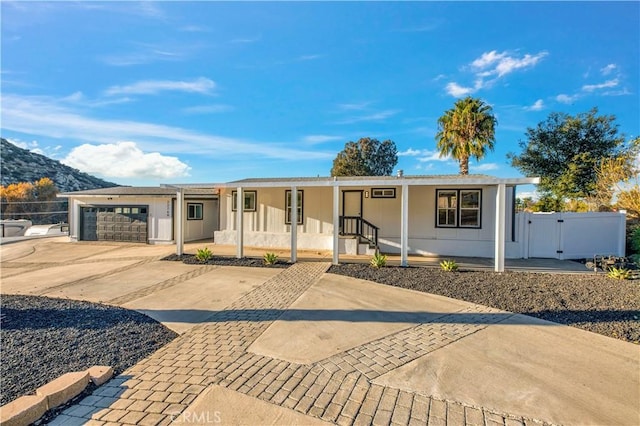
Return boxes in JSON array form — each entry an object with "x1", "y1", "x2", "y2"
[
  {"x1": 176, "y1": 190, "x2": 184, "y2": 256},
  {"x1": 495, "y1": 183, "x2": 506, "y2": 272},
  {"x1": 332, "y1": 184, "x2": 340, "y2": 265},
  {"x1": 236, "y1": 186, "x2": 244, "y2": 259},
  {"x1": 290, "y1": 186, "x2": 298, "y2": 263},
  {"x1": 401, "y1": 183, "x2": 409, "y2": 267}
]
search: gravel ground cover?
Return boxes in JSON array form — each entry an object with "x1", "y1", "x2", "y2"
[
  {"x1": 328, "y1": 264, "x2": 640, "y2": 344},
  {"x1": 0, "y1": 295, "x2": 177, "y2": 406},
  {"x1": 163, "y1": 253, "x2": 290, "y2": 268}
]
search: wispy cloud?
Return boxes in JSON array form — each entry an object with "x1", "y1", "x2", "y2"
[
  {"x1": 470, "y1": 162, "x2": 498, "y2": 172},
  {"x1": 298, "y1": 54, "x2": 324, "y2": 61},
  {"x1": 180, "y1": 25, "x2": 210, "y2": 33},
  {"x1": 62, "y1": 141, "x2": 190, "y2": 179},
  {"x1": 230, "y1": 36, "x2": 261, "y2": 44},
  {"x1": 524, "y1": 99, "x2": 545, "y2": 111},
  {"x1": 302, "y1": 135, "x2": 344, "y2": 144},
  {"x1": 104, "y1": 78, "x2": 216, "y2": 96},
  {"x1": 398, "y1": 148, "x2": 449, "y2": 163},
  {"x1": 337, "y1": 101, "x2": 372, "y2": 111},
  {"x1": 6, "y1": 137, "x2": 62, "y2": 158},
  {"x1": 556, "y1": 94, "x2": 579, "y2": 104},
  {"x1": 445, "y1": 50, "x2": 548, "y2": 97},
  {"x1": 1, "y1": 94, "x2": 334, "y2": 162},
  {"x1": 601, "y1": 64, "x2": 617, "y2": 76},
  {"x1": 335, "y1": 109, "x2": 401, "y2": 125},
  {"x1": 182, "y1": 104, "x2": 233, "y2": 115},
  {"x1": 582, "y1": 78, "x2": 619, "y2": 92}
]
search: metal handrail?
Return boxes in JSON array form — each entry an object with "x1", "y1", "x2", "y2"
[{"x1": 339, "y1": 215, "x2": 379, "y2": 248}]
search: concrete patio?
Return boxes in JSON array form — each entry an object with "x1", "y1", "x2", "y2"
[{"x1": 1, "y1": 238, "x2": 637, "y2": 425}]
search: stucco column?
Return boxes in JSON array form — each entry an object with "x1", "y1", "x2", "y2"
[
  {"x1": 176, "y1": 190, "x2": 184, "y2": 256},
  {"x1": 495, "y1": 183, "x2": 506, "y2": 272},
  {"x1": 236, "y1": 186, "x2": 244, "y2": 259},
  {"x1": 332, "y1": 184, "x2": 340, "y2": 265},
  {"x1": 401, "y1": 183, "x2": 409, "y2": 267},
  {"x1": 290, "y1": 186, "x2": 298, "y2": 263}
]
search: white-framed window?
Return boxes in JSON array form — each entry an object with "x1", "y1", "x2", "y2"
[
  {"x1": 436, "y1": 189, "x2": 481, "y2": 228},
  {"x1": 232, "y1": 190, "x2": 257, "y2": 212},
  {"x1": 285, "y1": 190, "x2": 303, "y2": 225},
  {"x1": 371, "y1": 188, "x2": 396, "y2": 198},
  {"x1": 187, "y1": 203, "x2": 203, "y2": 220}
]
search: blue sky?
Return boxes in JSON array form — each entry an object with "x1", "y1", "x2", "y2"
[{"x1": 2, "y1": 1, "x2": 639, "y2": 197}]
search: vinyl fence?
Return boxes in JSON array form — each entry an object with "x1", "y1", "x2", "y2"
[{"x1": 515, "y1": 211, "x2": 626, "y2": 260}]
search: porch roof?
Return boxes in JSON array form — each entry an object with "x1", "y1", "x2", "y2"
[{"x1": 170, "y1": 174, "x2": 539, "y2": 189}]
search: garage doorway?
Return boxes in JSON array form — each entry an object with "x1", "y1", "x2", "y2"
[{"x1": 81, "y1": 206, "x2": 148, "y2": 242}]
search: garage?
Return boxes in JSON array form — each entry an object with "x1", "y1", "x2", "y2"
[{"x1": 81, "y1": 206, "x2": 148, "y2": 242}]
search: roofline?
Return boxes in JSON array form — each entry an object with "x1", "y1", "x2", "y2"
[{"x1": 164, "y1": 176, "x2": 540, "y2": 189}]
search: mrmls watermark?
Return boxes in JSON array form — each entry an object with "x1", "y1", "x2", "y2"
[{"x1": 169, "y1": 410, "x2": 222, "y2": 424}]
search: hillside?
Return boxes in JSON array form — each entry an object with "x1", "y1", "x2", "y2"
[{"x1": 1, "y1": 138, "x2": 118, "y2": 193}]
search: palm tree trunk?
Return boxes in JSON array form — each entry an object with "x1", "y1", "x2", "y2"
[{"x1": 459, "y1": 155, "x2": 469, "y2": 175}]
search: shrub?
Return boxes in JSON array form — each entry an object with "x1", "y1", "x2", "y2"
[
  {"x1": 370, "y1": 252, "x2": 387, "y2": 268},
  {"x1": 440, "y1": 259, "x2": 459, "y2": 272},
  {"x1": 607, "y1": 266, "x2": 632, "y2": 280},
  {"x1": 195, "y1": 247, "x2": 213, "y2": 263},
  {"x1": 264, "y1": 252, "x2": 279, "y2": 265}
]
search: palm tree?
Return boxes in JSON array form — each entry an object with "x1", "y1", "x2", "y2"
[{"x1": 436, "y1": 96, "x2": 497, "y2": 175}]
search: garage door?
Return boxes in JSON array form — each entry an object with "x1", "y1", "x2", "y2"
[{"x1": 81, "y1": 206, "x2": 148, "y2": 242}]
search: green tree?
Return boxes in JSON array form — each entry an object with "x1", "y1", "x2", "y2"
[
  {"x1": 330, "y1": 137, "x2": 398, "y2": 176},
  {"x1": 435, "y1": 96, "x2": 497, "y2": 175},
  {"x1": 508, "y1": 108, "x2": 631, "y2": 206}
]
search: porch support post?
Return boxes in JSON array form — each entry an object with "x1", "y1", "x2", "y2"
[
  {"x1": 236, "y1": 186, "x2": 244, "y2": 259},
  {"x1": 332, "y1": 184, "x2": 340, "y2": 265},
  {"x1": 495, "y1": 183, "x2": 506, "y2": 272},
  {"x1": 401, "y1": 183, "x2": 409, "y2": 267},
  {"x1": 176, "y1": 189, "x2": 184, "y2": 256},
  {"x1": 290, "y1": 186, "x2": 298, "y2": 263}
]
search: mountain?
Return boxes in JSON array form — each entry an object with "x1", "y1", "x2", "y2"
[{"x1": 1, "y1": 138, "x2": 119, "y2": 193}]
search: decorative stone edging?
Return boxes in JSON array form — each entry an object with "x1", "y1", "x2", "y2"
[{"x1": 0, "y1": 365, "x2": 113, "y2": 426}]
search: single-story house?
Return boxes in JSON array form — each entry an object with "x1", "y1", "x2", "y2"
[{"x1": 60, "y1": 174, "x2": 541, "y2": 271}]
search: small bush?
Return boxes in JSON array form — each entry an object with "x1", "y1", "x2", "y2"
[
  {"x1": 264, "y1": 252, "x2": 279, "y2": 265},
  {"x1": 607, "y1": 266, "x2": 632, "y2": 280},
  {"x1": 440, "y1": 259, "x2": 459, "y2": 272},
  {"x1": 370, "y1": 252, "x2": 387, "y2": 268},
  {"x1": 195, "y1": 247, "x2": 213, "y2": 262}
]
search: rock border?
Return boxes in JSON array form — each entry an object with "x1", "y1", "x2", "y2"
[{"x1": 0, "y1": 366, "x2": 113, "y2": 426}]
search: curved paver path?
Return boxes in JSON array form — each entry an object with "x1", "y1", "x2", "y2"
[{"x1": 46, "y1": 262, "x2": 556, "y2": 426}]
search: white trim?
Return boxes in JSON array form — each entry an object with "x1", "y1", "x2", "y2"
[
  {"x1": 176, "y1": 190, "x2": 184, "y2": 256},
  {"x1": 236, "y1": 186, "x2": 243, "y2": 259},
  {"x1": 290, "y1": 186, "x2": 297, "y2": 263},
  {"x1": 494, "y1": 184, "x2": 506, "y2": 272},
  {"x1": 401, "y1": 184, "x2": 409, "y2": 267},
  {"x1": 332, "y1": 185, "x2": 340, "y2": 265}
]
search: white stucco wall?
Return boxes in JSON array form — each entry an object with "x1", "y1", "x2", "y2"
[{"x1": 215, "y1": 184, "x2": 520, "y2": 258}]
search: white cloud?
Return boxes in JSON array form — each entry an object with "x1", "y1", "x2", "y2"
[
  {"x1": 336, "y1": 109, "x2": 401, "y2": 124},
  {"x1": 398, "y1": 148, "x2": 423, "y2": 156},
  {"x1": 446, "y1": 50, "x2": 547, "y2": 97},
  {"x1": 302, "y1": 135, "x2": 343, "y2": 144},
  {"x1": 6, "y1": 137, "x2": 61, "y2": 158},
  {"x1": 1, "y1": 93, "x2": 333, "y2": 161},
  {"x1": 298, "y1": 54, "x2": 323, "y2": 61},
  {"x1": 337, "y1": 101, "x2": 372, "y2": 111},
  {"x1": 582, "y1": 78, "x2": 619, "y2": 92},
  {"x1": 556, "y1": 93, "x2": 579, "y2": 104},
  {"x1": 105, "y1": 77, "x2": 215, "y2": 96},
  {"x1": 62, "y1": 142, "x2": 190, "y2": 179},
  {"x1": 398, "y1": 148, "x2": 450, "y2": 162},
  {"x1": 601, "y1": 64, "x2": 617, "y2": 76},
  {"x1": 524, "y1": 99, "x2": 545, "y2": 111},
  {"x1": 470, "y1": 162, "x2": 498, "y2": 172},
  {"x1": 182, "y1": 104, "x2": 233, "y2": 114}
]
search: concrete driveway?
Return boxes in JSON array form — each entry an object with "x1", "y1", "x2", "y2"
[{"x1": 1, "y1": 238, "x2": 638, "y2": 425}]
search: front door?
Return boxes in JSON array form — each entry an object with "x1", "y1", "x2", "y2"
[{"x1": 342, "y1": 190, "x2": 363, "y2": 217}]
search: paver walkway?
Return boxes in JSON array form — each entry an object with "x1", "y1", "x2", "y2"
[{"x1": 49, "y1": 262, "x2": 553, "y2": 426}]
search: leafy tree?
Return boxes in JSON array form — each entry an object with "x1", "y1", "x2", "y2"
[
  {"x1": 508, "y1": 108, "x2": 630, "y2": 205},
  {"x1": 330, "y1": 137, "x2": 398, "y2": 176},
  {"x1": 0, "y1": 177, "x2": 62, "y2": 223},
  {"x1": 435, "y1": 96, "x2": 497, "y2": 175}
]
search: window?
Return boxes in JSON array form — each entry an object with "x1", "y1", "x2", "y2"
[
  {"x1": 436, "y1": 189, "x2": 481, "y2": 228},
  {"x1": 232, "y1": 191, "x2": 257, "y2": 212},
  {"x1": 187, "y1": 203, "x2": 203, "y2": 220},
  {"x1": 285, "y1": 190, "x2": 303, "y2": 225},
  {"x1": 371, "y1": 188, "x2": 396, "y2": 198}
]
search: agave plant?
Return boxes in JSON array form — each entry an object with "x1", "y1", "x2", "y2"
[
  {"x1": 607, "y1": 266, "x2": 632, "y2": 280},
  {"x1": 440, "y1": 259, "x2": 459, "y2": 272},
  {"x1": 370, "y1": 251, "x2": 387, "y2": 268},
  {"x1": 264, "y1": 252, "x2": 279, "y2": 265},
  {"x1": 195, "y1": 247, "x2": 213, "y2": 263}
]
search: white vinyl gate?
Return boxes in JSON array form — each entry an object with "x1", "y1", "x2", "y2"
[{"x1": 518, "y1": 212, "x2": 626, "y2": 259}]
